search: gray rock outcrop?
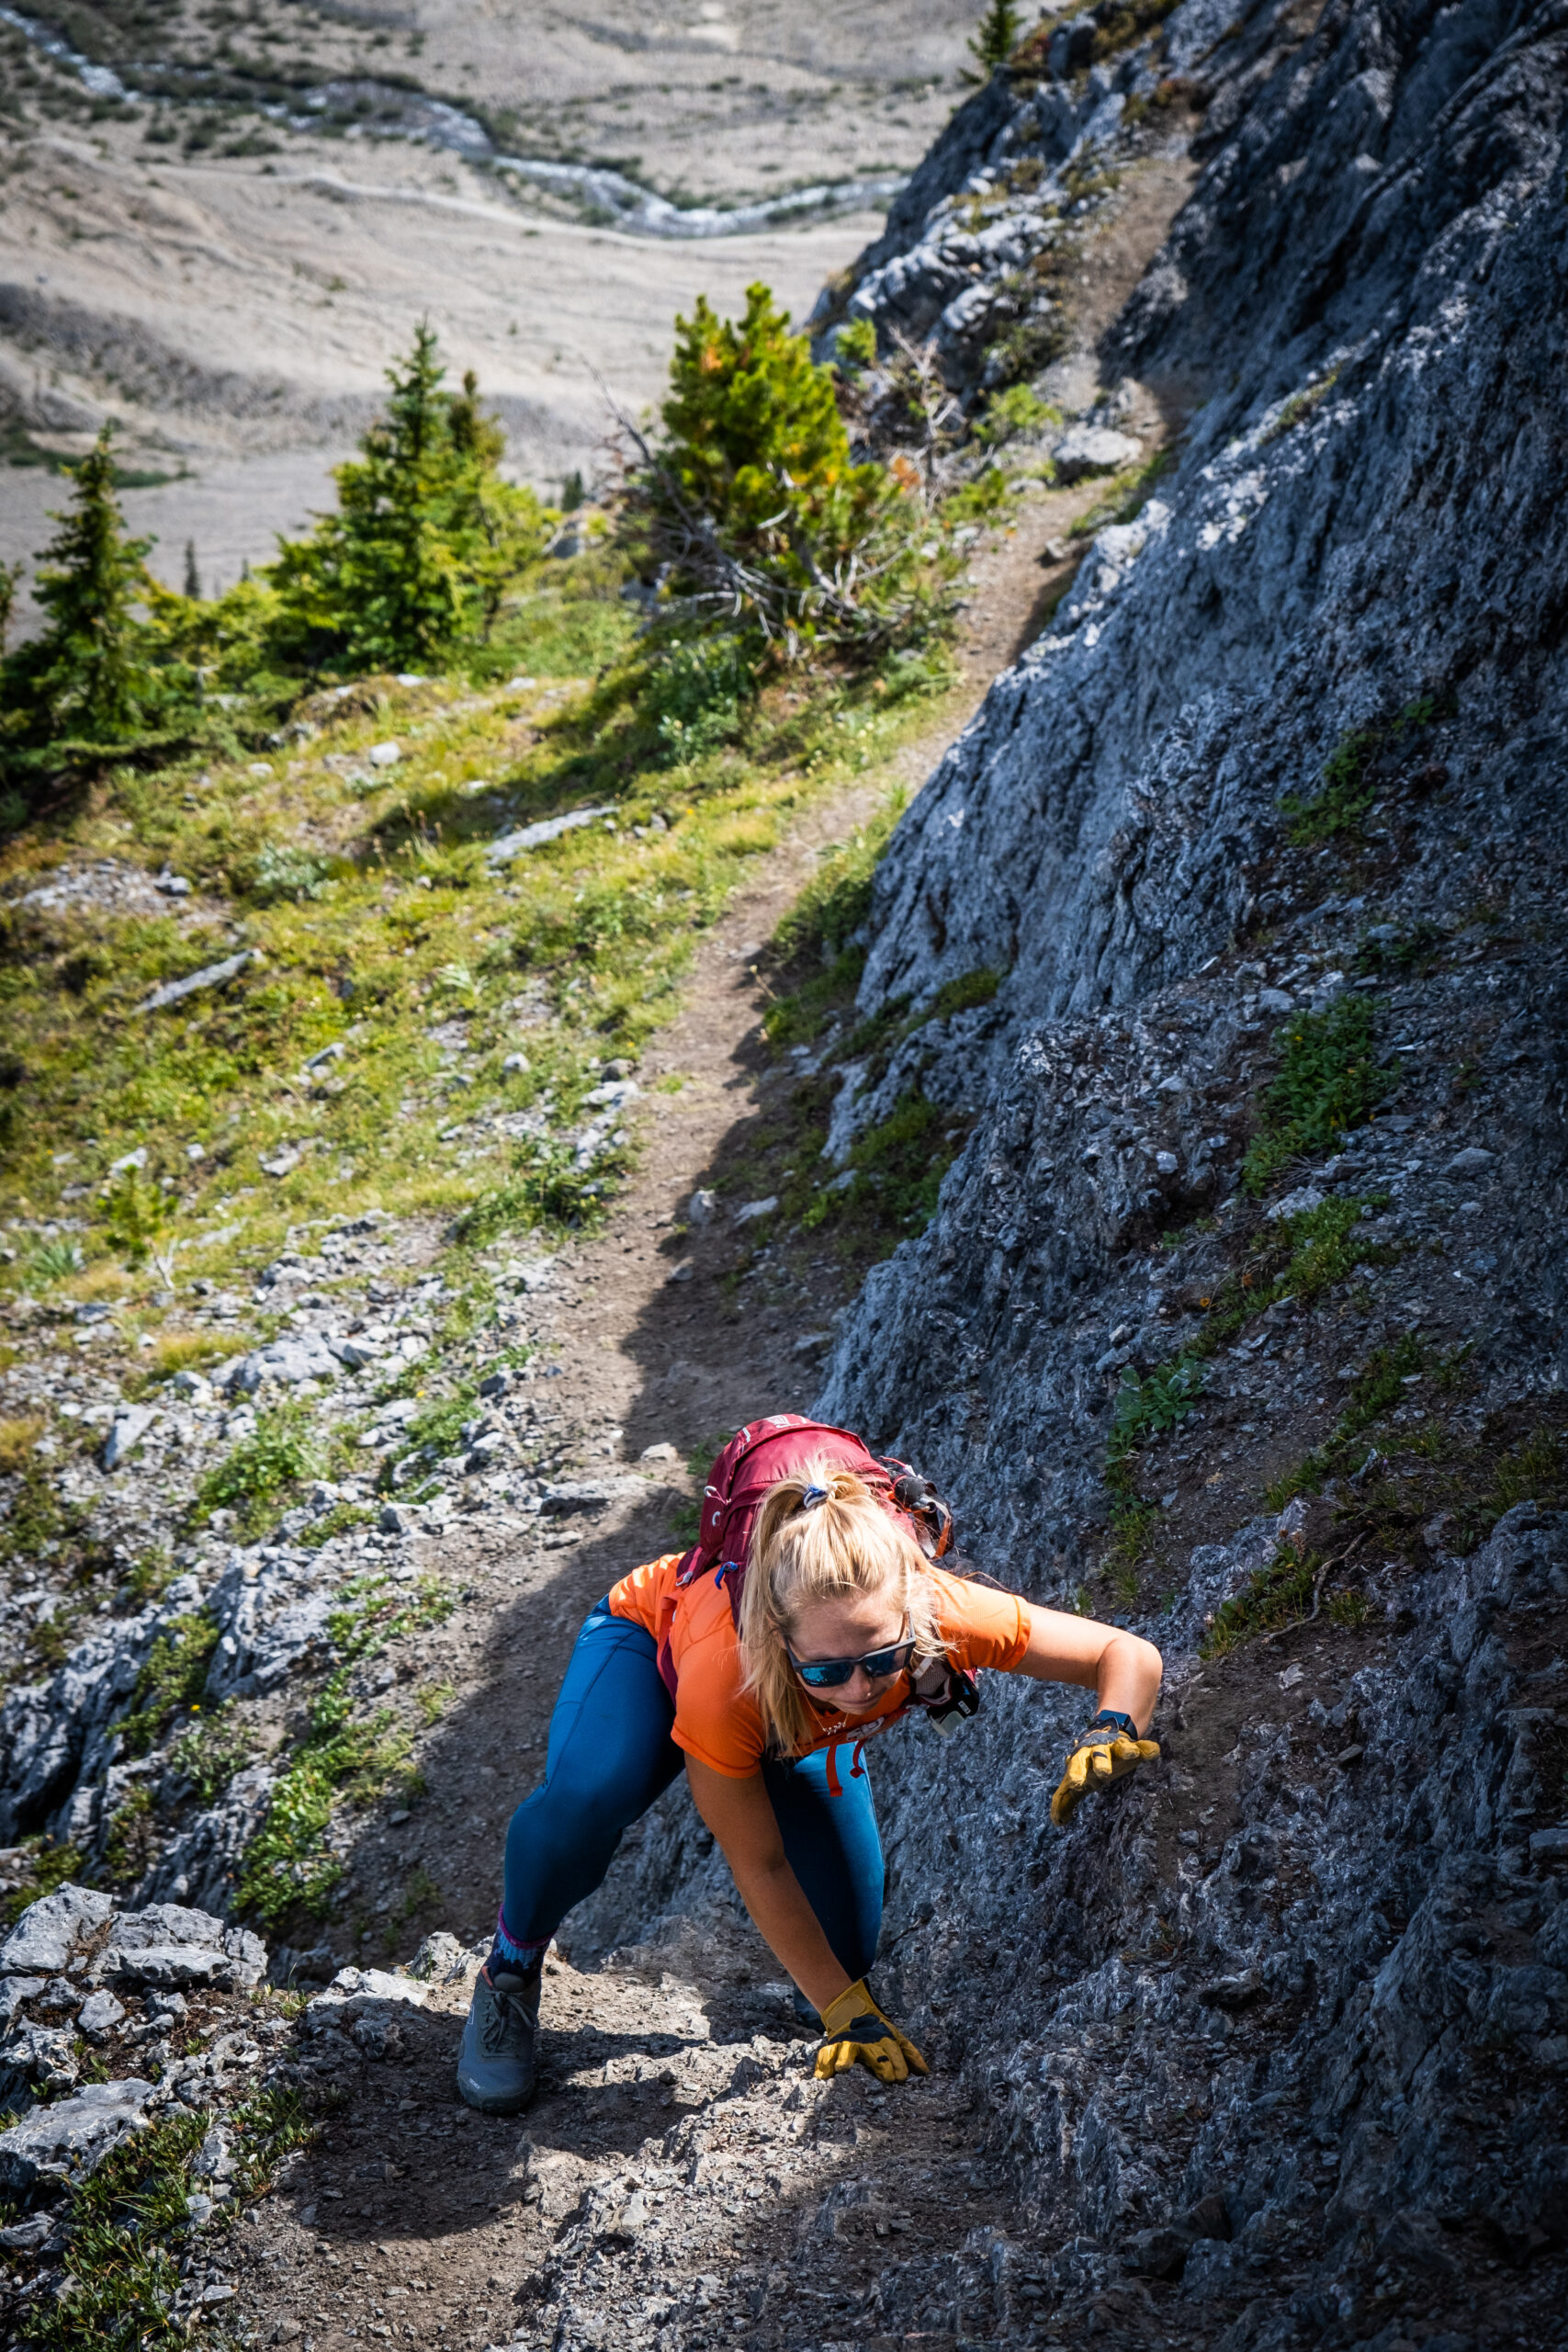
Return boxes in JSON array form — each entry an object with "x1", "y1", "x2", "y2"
[{"x1": 573, "y1": 0, "x2": 1568, "y2": 2337}]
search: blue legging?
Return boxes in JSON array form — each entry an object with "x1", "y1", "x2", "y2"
[{"x1": 502, "y1": 1596, "x2": 884, "y2": 1980}]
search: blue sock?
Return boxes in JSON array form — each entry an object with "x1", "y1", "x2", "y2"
[{"x1": 487, "y1": 1908, "x2": 547, "y2": 1979}]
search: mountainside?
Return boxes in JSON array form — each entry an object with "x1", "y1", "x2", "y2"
[
  {"x1": 586, "y1": 0, "x2": 1568, "y2": 2340},
  {"x1": 1, "y1": 0, "x2": 1566, "y2": 2346}
]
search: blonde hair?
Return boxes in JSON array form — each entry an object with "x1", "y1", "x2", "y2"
[{"x1": 737, "y1": 1455, "x2": 942, "y2": 1756}]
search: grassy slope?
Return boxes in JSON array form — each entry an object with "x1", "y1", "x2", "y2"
[{"x1": 0, "y1": 542, "x2": 959, "y2": 1308}]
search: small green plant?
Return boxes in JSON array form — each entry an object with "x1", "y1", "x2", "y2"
[
  {"x1": 190, "y1": 1402, "x2": 319, "y2": 1534},
  {"x1": 831, "y1": 317, "x2": 879, "y2": 373},
  {"x1": 1201, "y1": 1544, "x2": 1317, "y2": 1658},
  {"x1": 1280, "y1": 695, "x2": 1438, "y2": 843},
  {"x1": 1107, "y1": 1358, "x2": 1203, "y2": 1461},
  {"x1": 247, "y1": 842, "x2": 334, "y2": 903},
  {"x1": 643, "y1": 634, "x2": 755, "y2": 765},
  {"x1": 1325, "y1": 1587, "x2": 1372, "y2": 1630},
  {"x1": 103, "y1": 1785, "x2": 158, "y2": 1886},
  {"x1": 1259, "y1": 368, "x2": 1339, "y2": 447},
  {"x1": 169, "y1": 1702, "x2": 256, "y2": 1802},
  {"x1": 116, "y1": 1611, "x2": 220, "y2": 1757},
  {"x1": 1242, "y1": 996, "x2": 1395, "y2": 1193},
  {"x1": 974, "y1": 384, "x2": 1061, "y2": 448},
  {"x1": 27, "y1": 1237, "x2": 85, "y2": 1283}
]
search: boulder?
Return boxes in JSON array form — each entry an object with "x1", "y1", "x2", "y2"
[
  {"x1": 1051, "y1": 424, "x2": 1143, "y2": 481},
  {"x1": 96, "y1": 1901, "x2": 267, "y2": 1991},
  {"x1": 0, "y1": 1884, "x2": 113, "y2": 1975},
  {"x1": 0, "y1": 2077, "x2": 156, "y2": 2191}
]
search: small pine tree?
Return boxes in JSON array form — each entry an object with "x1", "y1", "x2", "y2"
[
  {"x1": 628, "y1": 281, "x2": 949, "y2": 654},
  {"x1": 269, "y1": 323, "x2": 547, "y2": 670},
  {"x1": 964, "y1": 0, "x2": 1024, "y2": 79},
  {"x1": 184, "y1": 538, "x2": 202, "y2": 599},
  {"x1": 2, "y1": 424, "x2": 156, "y2": 742},
  {"x1": 561, "y1": 469, "x2": 585, "y2": 512}
]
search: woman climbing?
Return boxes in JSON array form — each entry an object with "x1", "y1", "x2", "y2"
[{"x1": 457, "y1": 1415, "x2": 1162, "y2": 2112}]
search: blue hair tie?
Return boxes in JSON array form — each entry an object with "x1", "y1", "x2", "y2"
[{"x1": 799, "y1": 1483, "x2": 831, "y2": 1511}]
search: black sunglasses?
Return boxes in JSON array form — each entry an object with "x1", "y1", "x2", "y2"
[{"x1": 787, "y1": 1626, "x2": 916, "y2": 1690}]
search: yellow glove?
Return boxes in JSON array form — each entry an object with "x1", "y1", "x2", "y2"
[
  {"x1": 1051, "y1": 1711, "x2": 1160, "y2": 1826},
  {"x1": 814, "y1": 1978, "x2": 930, "y2": 2084}
]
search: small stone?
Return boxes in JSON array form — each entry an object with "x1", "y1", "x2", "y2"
[
  {"x1": 259, "y1": 1149, "x2": 302, "y2": 1179},
  {"x1": 793, "y1": 1331, "x2": 832, "y2": 1356},
  {"x1": 154, "y1": 873, "x2": 193, "y2": 898},
  {"x1": 103, "y1": 1406, "x2": 155, "y2": 1469},
  {"x1": 668, "y1": 1263, "x2": 694, "y2": 1283},
  {"x1": 1529, "y1": 1825, "x2": 1568, "y2": 1860},
  {"x1": 379, "y1": 1503, "x2": 415, "y2": 1535},
  {"x1": 639, "y1": 1442, "x2": 679, "y2": 1462},
  {"x1": 1156, "y1": 1151, "x2": 1179, "y2": 1177},
  {"x1": 478, "y1": 1369, "x2": 513, "y2": 1398},
  {"x1": 1196, "y1": 1970, "x2": 1265, "y2": 2011},
  {"x1": 734, "y1": 1196, "x2": 778, "y2": 1225},
  {"x1": 502, "y1": 1052, "x2": 531, "y2": 1074},
  {"x1": 76, "y1": 1990, "x2": 126, "y2": 2041},
  {"x1": 687, "y1": 1189, "x2": 718, "y2": 1225},
  {"x1": 1257, "y1": 987, "x2": 1296, "y2": 1013},
  {"x1": 1267, "y1": 1185, "x2": 1327, "y2": 1222},
  {"x1": 367, "y1": 741, "x2": 402, "y2": 768},
  {"x1": 1445, "y1": 1146, "x2": 1495, "y2": 1175},
  {"x1": 1278, "y1": 1662, "x2": 1303, "y2": 1690}
]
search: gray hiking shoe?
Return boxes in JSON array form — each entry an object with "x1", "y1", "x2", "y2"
[{"x1": 456, "y1": 1965, "x2": 540, "y2": 2114}]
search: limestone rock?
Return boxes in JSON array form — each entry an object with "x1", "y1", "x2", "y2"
[
  {"x1": 1051, "y1": 424, "x2": 1142, "y2": 481},
  {"x1": 0, "y1": 1884, "x2": 114, "y2": 1975},
  {"x1": 0, "y1": 2077, "x2": 156, "y2": 2191}
]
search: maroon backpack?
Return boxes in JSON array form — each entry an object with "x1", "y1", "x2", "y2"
[{"x1": 674, "y1": 1414, "x2": 953, "y2": 1619}]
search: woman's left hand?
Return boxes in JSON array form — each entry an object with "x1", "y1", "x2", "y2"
[{"x1": 1051, "y1": 1723, "x2": 1161, "y2": 1825}]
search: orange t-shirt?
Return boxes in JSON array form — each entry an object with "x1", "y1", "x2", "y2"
[{"x1": 607, "y1": 1555, "x2": 1031, "y2": 1779}]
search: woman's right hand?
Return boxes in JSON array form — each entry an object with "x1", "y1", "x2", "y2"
[{"x1": 815, "y1": 1979, "x2": 929, "y2": 2083}]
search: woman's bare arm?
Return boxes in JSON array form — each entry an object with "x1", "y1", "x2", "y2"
[
  {"x1": 685, "y1": 1758, "x2": 853, "y2": 2011},
  {"x1": 1010, "y1": 1602, "x2": 1163, "y2": 1733}
]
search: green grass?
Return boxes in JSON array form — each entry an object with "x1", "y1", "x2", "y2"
[
  {"x1": 236, "y1": 1571, "x2": 453, "y2": 1926},
  {"x1": 796, "y1": 1091, "x2": 967, "y2": 1252},
  {"x1": 1280, "y1": 695, "x2": 1440, "y2": 843},
  {"x1": 189, "y1": 1401, "x2": 321, "y2": 1537},
  {"x1": 1201, "y1": 1544, "x2": 1318, "y2": 1659},
  {"x1": 1067, "y1": 447, "x2": 1176, "y2": 540},
  {"x1": 26, "y1": 2086, "x2": 314, "y2": 2352},
  {"x1": 114, "y1": 1611, "x2": 220, "y2": 1757},
  {"x1": 1242, "y1": 998, "x2": 1396, "y2": 1193},
  {"x1": 0, "y1": 585, "x2": 953, "y2": 1298},
  {"x1": 1259, "y1": 368, "x2": 1339, "y2": 447}
]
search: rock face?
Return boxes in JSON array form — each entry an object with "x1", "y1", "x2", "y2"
[{"x1": 573, "y1": 0, "x2": 1568, "y2": 2338}]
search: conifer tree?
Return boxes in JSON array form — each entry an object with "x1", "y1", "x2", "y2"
[
  {"x1": 965, "y1": 0, "x2": 1024, "y2": 79},
  {"x1": 184, "y1": 539, "x2": 202, "y2": 599},
  {"x1": 2, "y1": 424, "x2": 155, "y2": 743},
  {"x1": 270, "y1": 324, "x2": 546, "y2": 670}
]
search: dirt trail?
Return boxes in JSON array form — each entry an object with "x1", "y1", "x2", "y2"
[{"x1": 219, "y1": 169, "x2": 1196, "y2": 2352}]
